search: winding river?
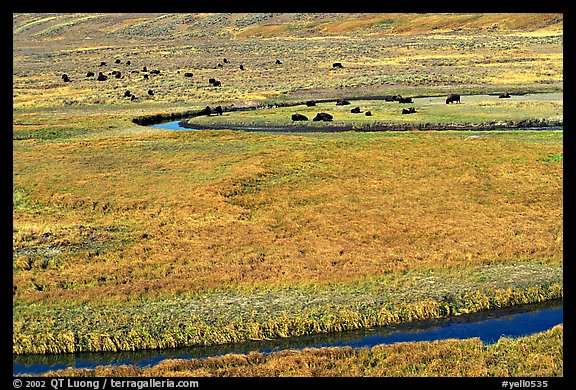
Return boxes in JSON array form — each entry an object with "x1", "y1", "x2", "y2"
[
  {"x1": 145, "y1": 92, "x2": 563, "y2": 132},
  {"x1": 13, "y1": 300, "x2": 562, "y2": 376}
]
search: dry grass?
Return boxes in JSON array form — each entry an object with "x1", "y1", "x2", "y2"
[{"x1": 13, "y1": 130, "x2": 563, "y2": 302}]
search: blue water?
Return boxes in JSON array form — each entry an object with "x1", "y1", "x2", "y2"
[
  {"x1": 13, "y1": 301, "x2": 562, "y2": 376},
  {"x1": 150, "y1": 121, "x2": 192, "y2": 130}
]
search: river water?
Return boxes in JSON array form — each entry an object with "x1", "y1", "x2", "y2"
[{"x1": 13, "y1": 300, "x2": 562, "y2": 376}]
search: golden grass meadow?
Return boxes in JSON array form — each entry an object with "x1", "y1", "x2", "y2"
[{"x1": 13, "y1": 13, "x2": 563, "y2": 378}]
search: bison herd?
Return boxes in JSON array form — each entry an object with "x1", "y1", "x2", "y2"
[
  {"x1": 290, "y1": 92, "x2": 514, "y2": 122},
  {"x1": 56, "y1": 55, "x2": 276, "y2": 101},
  {"x1": 55, "y1": 55, "x2": 513, "y2": 125}
]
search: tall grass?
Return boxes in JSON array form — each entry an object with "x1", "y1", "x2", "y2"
[
  {"x1": 36, "y1": 324, "x2": 563, "y2": 377},
  {"x1": 13, "y1": 263, "x2": 562, "y2": 355}
]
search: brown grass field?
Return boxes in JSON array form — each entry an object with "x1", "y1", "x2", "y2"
[{"x1": 13, "y1": 13, "x2": 563, "y2": 377}]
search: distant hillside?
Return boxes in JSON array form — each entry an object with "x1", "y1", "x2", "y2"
[{"x1": 13, "y1": 13, "x2": 563, "y2": 45}]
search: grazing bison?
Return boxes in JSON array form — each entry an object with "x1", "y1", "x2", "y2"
[
  {"x1": 199, "y1": 106, "x2": 212, "y2": 116},
  {"x1": 398, "y1": 97, "x2": 413, "y2": 103},
  {"x1": 499, "y1": 92, "x2": 511, "y2": 98},
  {"x1": 143, "y1": 74, "x2": 149, "y2": 80},
  {"x1": 332, "y1": 62, "x2": 344, "y2": 69},
  {"x1": 292, "y1": 113, "x2": 308, "y2": 121},
  {"x1": 142, "y1": 66, "x2": 148, "y2": 72},
  {"x1": 126, "y1": 60, "x2": 131, "y2": 65},
  {"x1": 446, "y1": 93, "x2": 461, "y2": 104},
  {"x1": 313, "y1": 112, "x2": 333, "y2": 121},
  {"x1": 365, "y1": 111, "x2": 372, "y2": 116},
  {"x1": 223, "y1": 58, "x2": 229, "y2": 63},
  {"x1": 150, "y1": 69, "x2": 160, "y2": 75},
  {"x1": 124, "y1": 90, "x2": 132, "y2": 97},
  {"x1": 402, "y1": 107, "x2": 417, "y2": 114},
  {"x1": 214, "y1": 106, "x2": 223, "y2": 115},
  {"x1": 217, "y1": 63, "x2": 223, "y2": 68},
  {"x1": 208, "y1": 78, "x2": 221, "y2": 86},
  {"x1": 184, "y1": 72, "x2": 193, "y2": 77},
  {"x1": 97, "y1": 72, "x2": 107, "y2": 81},
  {"x1": 61, "y1": 74, "x2": 70, "y2": 82},
  {"x1": 100, "y1": 62, "x2": 107, "y2": 66},
  {"x1": 147, "y1": 89, "x2": 154, "y2": 96},
  {"x1": 114, "y1": 71, "x2": 122, "y2": 79},
  {"x1": 336, "y1": 99, "x2": 350, "y2": 105},
  {"x1": 305, "y1": 100, "x2": 316, "y2": 107},
  {"x1": 350, "y1": 107, "x2": 361, "y2": 113},
  {"x1": 239, "y1": 64, "x2": 245, "y2": 70},
  {"x1": 275, "y1": 59, "x2": 282, "y2": 64},
  {"x1": 86, "y1": 71, "x2": 95, "y2": 77}
]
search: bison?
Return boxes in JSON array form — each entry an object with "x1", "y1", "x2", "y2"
[
  {"x1": 199, "y1": 106, "x2": 212, "y2": 116},
  {"x1": 332, "y1": 62, "x2": 344, "y2": 69},
  {"x1": 184, "y1": 72, "x2": 193, "y2": 77},
  {"x1": 365, "y1": 111, "x2": 372, "y2": 116},
  {"x1": 292, "y1": 113, "x2": 308, "y2": 121},
  {"x1": 336, "y1": 99, "x2": 350, "y2": 106},
  {"x1": 208, "y1": 78, "x2": 222, "y2": 87},
  {"x1": 313, "y1": 112, "x2": 333, "y2": 121},
  {"x1": 398, "y1": 97, "x2": 413, "y2": 103},
  {"x1": 499, "y1": 92, "x2": 511, "y2": 98},
  {"x1": 446, "y1": 93, "x2": 461, "y2": 104},
  {"x1": 86, "y1": 71, "x2": 95, "y2": 77},
  {"x1": 275, "y1": 59, "x2": 282, "y2": 64},
  {"x1": 61, "y1": 74, "x2": 70, "y2": 82},
  {"x1": 124, "y1": 90, "x2": 132, "y2": 98},
  {"x1": 402, "y1": 107, "x2": 417, "y2": 114},
  {"x1": 147, "y1": 89, "x2": 154, "y2": 96},
  {"x1": 239, "y1": 64, "x2": 245, "y2": 70},
  {"x1": 350, "y1": 107, "x2": 361, "y2": 113},
  {"x1": 305, "y1": 100, "x2": 316, "y2": 107},
  {"x1": 100, "y1": 62, "x2": 107, "y2": 66},
  {"x1": 214, "y1": 106, "x2": 223, "y2": 115},
  {"x1": 97, "y1": 72, "x2": 107, "y2": 81}
]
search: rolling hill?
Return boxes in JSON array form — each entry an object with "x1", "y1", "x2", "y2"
[{"x1": 13, "y1": 13, "x2": 563, "y2": 46}]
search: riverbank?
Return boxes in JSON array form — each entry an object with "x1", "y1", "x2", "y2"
[
  {"x1": 13, "y1": 261, "x2": 562, "y2": 356},
  {"x1": 13, "y1": 299, "x2": 562, "y2": 376},
  {"x1": 174, "y1": 119, "x2": 563, "y2": 133},
  {"x1": 28, "y1": 323, "x2": 564, "y2": 377}
]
